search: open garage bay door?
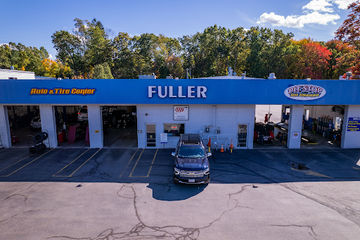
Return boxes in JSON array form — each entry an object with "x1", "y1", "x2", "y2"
[
  {"x1": 254, "y1": 105, "x2": 286, "y2": 149},
  {"x1": 6, "y1": 105, "x2": 41, "y2": 148},
  {"x1": 102, "y1": 106, "x2": 137, "y2": 148},
  {"x1": 301, "y1": 105, "x2": 344, "y2": 149},
  {"x1": 55, "y1": 106, "x2": 89, "y2": 147}
]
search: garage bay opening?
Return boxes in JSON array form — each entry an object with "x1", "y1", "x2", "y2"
[
  {"x1": 301, "y1": 105, "x2": 344, "y2": 148},
  {"x1": 6, "y1": 105, "x2": 41, "y2": 148},
  {"x1": 254, "y1": 105, "x2": 285, "y2": 148},
  {"x1": 102, "y1": 106, "x2": 137, "y2": 148},
  {"x1": 55, "y1": 106, "x2": 89, "y2": 147}
]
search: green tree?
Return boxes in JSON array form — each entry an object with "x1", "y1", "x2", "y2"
[
  {"x1": 102, "y1": 62, "x2": 113, "y2": 79},
  {"x1": 324, "y1": 40, "x2": 354, "y2": 79},
  {"x1": 179, "y1": 25, "x2": 233, "y2": 78},
  {"x1": 0, "y1": 42, "x2": 49, "y2": 76},
  {"x1": 228, "y1": 27, "x2": 248, "y2": 76},
  {"x1": 52, "y1": 18, "x2": 113, "y2": 78},
  {"x1": 245, "y1": 27, "x2": 293, "y2": 78},
  {"x1": 179, "y1": 35, "x2": 196, "y2": 78},
  {"x1": 166, "y1": 55, "x2": 183, "y2": 78},
  {"x1": 112, "y1": 32, "x2": 137, "y2": 78},
  {"x1": 93, "y1": 64, "x2": 105, "y2": 79},
  {"x1": 132, "y1": 33, "x2": 158, "y2": 75},
  {"x1": 335, "y1": 1, "x2": 360, "y2": 78},
  {"x1": 0, "y1": 44, "x2": 12, "y2": 69},
  {"x1": 52, "y1": 30, "x2": 83, "y2": 76}
]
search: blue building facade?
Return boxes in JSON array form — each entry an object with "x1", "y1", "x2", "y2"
[{"x1": 0, "y1": 78, "x2": 359, "y2": 149}]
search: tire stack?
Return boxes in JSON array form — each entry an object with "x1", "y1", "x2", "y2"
[{"x1": 29, "y1": 132, "x2": 48, "y2": 156}]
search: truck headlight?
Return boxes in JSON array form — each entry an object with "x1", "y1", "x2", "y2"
[
  {"x1": 174, "y1": 167, "x2": 181, "y2": 175},
  {"x1": 203, "y1": 168, "x2": 210, "y2": 175}
]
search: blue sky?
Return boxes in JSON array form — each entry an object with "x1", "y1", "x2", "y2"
[{"x1": 0, "y1": 0, "x2": 355, "y2": 59}]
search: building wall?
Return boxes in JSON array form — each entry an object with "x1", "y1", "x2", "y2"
[
  {"x1": 88, "y1": 104, "x2": 103, "y2": 148},
  {"x1": 0, "y1": 105, "x2": 11, "y2": 148},
  {"x1": 39, "y1": 105, "x2": 57, "y2": 148},
  {"x1": 137, "y1": 104, "x2": 255, "y2": 149},
  {"x1": 341, "y1": 105, "x2": 360, "y2": 148},
  {"x1": 287, "y1": 105, "x2": 304, "y2": 148}
]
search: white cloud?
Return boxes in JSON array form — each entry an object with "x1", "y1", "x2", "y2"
[
  {"x1": 333, "y1": 0, "x2": 354, "y2": 9},
  {"x1": 49, "y1": 54, "x2": 55, "y2": 60},
  {"x1": 303, "y1": 0, "x2": 334, "y2": 12},
  {"x1": 256, "y1": 0, "x2": 352, "y2": 28},
  {"x1": 258, "y1": 11, "x2": 340, "y2": 28}
]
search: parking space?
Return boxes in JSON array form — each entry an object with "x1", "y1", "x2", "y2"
[
  {"x1": 129, "y1": 149, "x2": 158, "y2": 177},
  {"x1": 0, "y1": 147, "x2": 359, "y2": 184},
  {"x1": 52, "y1": 148, "x2": 102, "y2": 178},
  {"x1": 0, "y1": 149, "x2": 53, "y2": 177},
  {"x1": 0, "y1": 148, "x2": 172, "y2": 182}
]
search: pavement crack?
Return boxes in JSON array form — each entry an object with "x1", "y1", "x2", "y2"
[
  {"x1": 0, "y1": 210, "x2": 40, "y2": 224},
  {"x1": 196, "y1": 185, "x2": 253, "y2": 230},
  {"x1": 49, "y1": 183, "x2": 253, "y2": 240},
  {"x1": 271, "y1": 224, "x2": 317, "y2": 239},
  {"x1": 3, "y1": 193, "x2": 28, "y2": 204},
  {"x1": 280, "y1": 183, "x2": 360, "y2": 228}
]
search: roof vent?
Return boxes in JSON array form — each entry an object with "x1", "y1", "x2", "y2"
[
  {"x1": 346, "y1": 71, "x2": 352, "y2": 80},
  {"x1": 268, "y1": 73, "x2": 276, "y2": 79},
  {"x1": 241, "y1": 72, "x2": 246, "y2": 79}
]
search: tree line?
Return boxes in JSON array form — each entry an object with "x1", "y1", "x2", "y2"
[
  {"x1": 1, "y1": 2, "x2": 360, "y2": 80},
  {"x1": 0, "y1": 42, "x2": 71, "y2": 78}
]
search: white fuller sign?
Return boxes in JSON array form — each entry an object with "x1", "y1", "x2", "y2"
[{"x1": 148, "y1": 86, "x2": 207, "y2": 98}]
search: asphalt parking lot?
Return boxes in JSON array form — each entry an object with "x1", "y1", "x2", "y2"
[{"x1": 0, "y1": 147, "x2": 360, "y2": 239}]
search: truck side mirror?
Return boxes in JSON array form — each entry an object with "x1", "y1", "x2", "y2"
[{"x1": 171, "y1": 152, "x2": 176, "y2": 157}]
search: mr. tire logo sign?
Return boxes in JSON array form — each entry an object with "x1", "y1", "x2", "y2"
[{"x1": 284, "y1": 84, "x2": 326, "y2": 101}]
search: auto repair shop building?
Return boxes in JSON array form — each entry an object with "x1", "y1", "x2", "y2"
[{"x1": 0, "y1": 78, "x2": 360, "y2": 149}]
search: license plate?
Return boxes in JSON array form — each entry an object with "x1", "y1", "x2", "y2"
[{"x1": 188, "y1": 179, "x2": 195, "y2": 183}]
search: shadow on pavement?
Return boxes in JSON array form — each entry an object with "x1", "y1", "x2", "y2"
[{"x1": 147, "y1": 182, "x2": 208, "y2": 201}]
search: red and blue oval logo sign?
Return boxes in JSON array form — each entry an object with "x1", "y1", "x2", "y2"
[{"x1": 284, "y1": 84, "x2": 326, "y2": 101}]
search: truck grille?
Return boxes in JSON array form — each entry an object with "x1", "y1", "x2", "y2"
[{"x1": 180, "y1": 171, "x2": 204, "y2": 178}]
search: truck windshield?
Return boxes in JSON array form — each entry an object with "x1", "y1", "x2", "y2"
[{"x1": 178, "y1": 146, "x2": 205, "y2": 158}]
